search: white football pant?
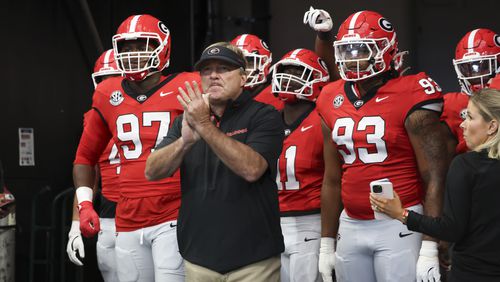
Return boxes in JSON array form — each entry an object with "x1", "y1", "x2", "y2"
[
  {"x1": 115, "y1": 220, "x2": 184, "y2": 282},
  {"x1": 280, "y1": 213, "x2": 322, "y2": 282},
  {"x1": 97, "y1": 218, "x2": 119, "y2": 282},
  {"x1": 335, "y1": 205, "x2": 423, "y2": 282}
]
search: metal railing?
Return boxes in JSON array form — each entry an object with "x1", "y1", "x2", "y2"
[{"x1": 28, "y1": 186, "x2": 83, "y2": 282}]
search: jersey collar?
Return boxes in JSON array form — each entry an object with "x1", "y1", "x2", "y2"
[{"x1": 344, "y1": 72, "x2": 393, "y2": 110}]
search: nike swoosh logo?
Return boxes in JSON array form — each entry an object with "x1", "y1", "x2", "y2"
[
  {"x1": 399, "y1": 232, "x2": 413, "y2": 238},
  {"x1": 301, "y1": 125, "x2": 313, "y2": 132},
  {"x1": 304, "y1": 237, "x2": 318, "y2": 242},
  {"x1": 375, "y1": 96, "x2": 389, "y2": 102},
  {"x1": 170, "y1": 223, "x2": 177, "y2": 228},
  {"x1": 160, "y1": 91, "x2": 174, "y2": 97}
]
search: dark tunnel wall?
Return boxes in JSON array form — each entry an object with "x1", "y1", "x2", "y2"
[
  {"x1": 2, "y1": 0, "x2": 500, "y2": 281},
  {"x1": 2, "y1": 1, "x2": 197, "y2": 281}
]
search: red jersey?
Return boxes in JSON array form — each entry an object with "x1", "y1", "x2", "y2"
[
  {"x1": 83, "y1": 111, "x2": 121, "y2": 202},
  {"x1": 98, "y1": 141, "x2": 120, "y2": 202},
  {"x1": 253, "y1": 84, "x2": 284, "y2": 110},
  {"x1": 277, "y1": 109, "x2": 324, "y2": 214},
  {"x1": 75, "y1": 72, "x2": 200, "y2": 231},
  {"x1": 490, "y1": 74, "x2": 500, "y2": 89},
  {"x1": 441, "y1": 92, "x2": 469, "y2": 154},
  {"x1": 317, "y1": 72, "x2": 443, "y2": 220}
]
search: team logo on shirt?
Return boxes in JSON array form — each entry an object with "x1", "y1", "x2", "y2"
[
  {"x1": 333, "y1": 94, "x2": 344, "y2": 108},
  {"x1": 460, "y1": 108, "x2": 467, "y2": 120},
  {"x1": 110, "y1": 90, "x2": 124, "y2": 106},
  {"x1": 137, "y1": 95, "x2": 147, "y2": 102},
  {"x1": 354, "y1": 100, "x2": 364, "y2": 108}
]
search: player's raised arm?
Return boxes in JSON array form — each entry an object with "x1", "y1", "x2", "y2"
[{"x1": 303, "y1": 6, "x2": 340, "y2": 81}]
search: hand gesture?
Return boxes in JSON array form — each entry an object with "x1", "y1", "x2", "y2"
[
  {"x1": 67, "y1": 220, "x2": 85, "y2": 265},
  {"x1": 303, "y1": 6, "x2": 333, "y2": 32},
  {"x1": 369, "y1": 191, "x2": 405, "y2": 220},
  {"x1": 177, "y1": 81, "x2": 211, "y2": 131},
  {"x1": 180, "y1": 113, "x2": 200, "y2": 146}
]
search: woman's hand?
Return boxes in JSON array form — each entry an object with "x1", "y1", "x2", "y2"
[{"x1": 370, "y1": 191, "x2": 406, "y2": 221}]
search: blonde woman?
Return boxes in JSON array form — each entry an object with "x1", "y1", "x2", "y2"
[{"x1": 371, "y1": 88, "x2": 500, "y2": 282}]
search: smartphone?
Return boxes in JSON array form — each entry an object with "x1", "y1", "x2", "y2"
[{"x1": 369, "y1": 178, "x2": 393, "y2": 220}]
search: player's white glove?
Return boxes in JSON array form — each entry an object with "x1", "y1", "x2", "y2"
[
  {"x1": 318, "y1": 237, "x2": 336, "y2": 282},
  {"x1": 66, "y1": 220, "x2": 85, "y2": 266},
  {"x1": 417, "y1": 241, "x2": 441, "y2": 282},
  {"x1": 303, "y1": 6, "x2": 333, "y2": 32}
]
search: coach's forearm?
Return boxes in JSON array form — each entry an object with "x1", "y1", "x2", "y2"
[
  {"x1": 145, "y1": 138, "x2": 188, "y2": 181},
  {"x1": 197, "y1": 122, "x2": 268, "y2": 182}
]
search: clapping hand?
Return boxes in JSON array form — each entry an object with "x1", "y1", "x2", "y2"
[{"x1": 177, "y1": 81, "x2": 210, "y2": 144}]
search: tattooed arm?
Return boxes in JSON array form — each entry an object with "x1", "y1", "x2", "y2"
[{"x1": 405, "y1": 109, "x2": 451, "y2": 241}]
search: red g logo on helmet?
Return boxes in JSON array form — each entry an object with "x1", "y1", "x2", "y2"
[
  {"x1": 494, "y1": 35, "x2": 500, "y2": 47},
  {"x1": 378, "y1": 18, "x2": 393, "y2": 32},
  {"x1": 260, "y1": 40, "x2": 270, "y2": 51},
  {"x1": 158, "y1": 22, "x2": 169, "y2": 35}
]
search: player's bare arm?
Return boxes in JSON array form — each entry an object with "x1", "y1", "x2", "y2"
[
  {"x1": 73, "y1": 164, "x2": 97, "y2": 188},
  {"x1": 320, "y1": 120, "x2": 343, "y2": 238},
  {"x1": 315, "y1": 35, "x2": 339, "y2": 82},
  {"x1": 405, "y1": 109, "x2": 450, "y2": 240},
  {"x1": 442, "y1": 121, "x2": 460, "y2": 158}
]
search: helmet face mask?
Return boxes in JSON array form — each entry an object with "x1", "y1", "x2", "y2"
[
  {"x1": 453, "y1": 28, "x2": 500, "y2": 95},
  {"x1": 112, "y1": 15, "x2": 171, "y2": 81},
  {"x1": 243, "y1": 50, "x2": 271, "y2": 87},
  {"x1": 453, "y1": 55, "x2": 499, "y2": 94},
  {"x1": 115, "y1": 37, "x2": 162, "y2": 72},
  {"x1": 271, "y1": 49, "x2": 329, "y2": 104},
  {"x1": 334, "y1": 37, "x2": 391, "y2": 81},
  {"x1": 273, "y1": 64, "x2": 314, "y2": 98}
]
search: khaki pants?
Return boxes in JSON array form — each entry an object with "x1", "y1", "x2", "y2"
[{"x1": 185, "y1": 256, "x2": 281, "y2": 282}]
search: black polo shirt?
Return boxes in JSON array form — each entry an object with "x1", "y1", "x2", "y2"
[{"x1": 157, "y1": 90, "x2": 285, "y2": 274}]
